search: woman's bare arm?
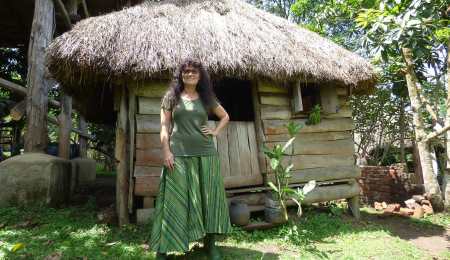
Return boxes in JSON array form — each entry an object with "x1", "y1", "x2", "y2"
[
  {"x1": 201, "y1": 104, "x2": 229, "y2": 136},
  {"x1": 160, "y1": 109, "x2": 174, "y2": 170}
]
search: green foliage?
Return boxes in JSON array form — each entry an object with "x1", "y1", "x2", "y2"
[{"x1": 306, "y1": 104, "x2": 321, "y2": 125}]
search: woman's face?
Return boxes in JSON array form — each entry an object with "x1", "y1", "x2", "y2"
[{"x1": 182, "y1": 65, "x2": 200, "y2": 86}]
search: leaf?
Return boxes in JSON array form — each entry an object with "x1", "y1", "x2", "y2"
[
  {"x1": 303, "y1": 180, "x2": 316, "y2": 195},
  {"x1": 11, "y1": 243, "x2": 24, "y2": 252},
  {"x1": 268, "y1": 181, "x2": 279, "y2": 192},
  {"x1": 282, "y1": 137, "x2": 295, "y2": 153},
  {"x1": 270, "y1": 158, "x2": 279, "y2": 170}
]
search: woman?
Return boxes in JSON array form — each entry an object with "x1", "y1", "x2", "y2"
[{"x1": 150, "y1": 58, "x2": 232, "y2": 260}]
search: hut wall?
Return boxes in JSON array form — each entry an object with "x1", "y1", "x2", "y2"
[{"x1": 256, "y1": 80, "x2": 360, "y2": 184}]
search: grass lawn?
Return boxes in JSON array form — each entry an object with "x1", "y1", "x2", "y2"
[{"x1": 0, "y1": 200, "x2": 449, "y2": 260}]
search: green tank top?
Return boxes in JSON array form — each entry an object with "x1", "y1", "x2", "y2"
[{"x1": 161, "y1": 94, "x2": 218, "y2": 156}]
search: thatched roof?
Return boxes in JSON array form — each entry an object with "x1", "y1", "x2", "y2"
[{"x1": 47, "y1": 0, "x2": 377, "y2": 92}]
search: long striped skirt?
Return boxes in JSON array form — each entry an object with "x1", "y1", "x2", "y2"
[{"x1": 149, "y1": 155, "x2": 232, "y2": 253}]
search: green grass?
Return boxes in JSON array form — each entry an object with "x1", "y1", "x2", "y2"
[{"x1": 0, "y1": 202, "x2": 448, "y2": 260}]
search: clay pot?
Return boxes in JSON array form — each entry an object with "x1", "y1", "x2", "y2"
[
  {"x1": 264, "y1": 194, "x2": 287, "y2": 224},
  {"x1": 229, "y1": 200, "x2": 250, "y2": 226}
]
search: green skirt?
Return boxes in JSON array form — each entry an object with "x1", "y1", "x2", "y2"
[{"x1": 149, "y1": 155, "x2": 232, "y2": 253}]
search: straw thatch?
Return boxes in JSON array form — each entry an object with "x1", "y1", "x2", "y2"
[{"x1": 47, "y1": 0, "x2": 376, "y2": 92}]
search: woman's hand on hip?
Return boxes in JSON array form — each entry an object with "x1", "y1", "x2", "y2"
[
  {"x1": 164, "y1": 151, "x2": 174, "y2": 171},
  {"x1": 201, "y1": 125, "x2": 217, "y2": 137}
]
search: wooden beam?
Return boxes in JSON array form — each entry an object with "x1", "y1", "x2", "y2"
[
  {"x1": 128, "y1": 86, "x2": 136, "y2": 213},
  {"x1": 58, "y1": 93, "x2": 72, "y2": 159},
  {"x1": 0, "y1": 77, "x2": 60, "y2": 108},
  {"x1": 78, "y1": 115, "x2": 88, "y2": 158},
  {"x1": 24, "y1": 0, "x2": 55, "y2": 152}
]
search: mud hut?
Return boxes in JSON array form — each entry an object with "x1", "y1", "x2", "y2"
[{"x1": 47, "y1": 0, "x2": 377, "y2": 224}]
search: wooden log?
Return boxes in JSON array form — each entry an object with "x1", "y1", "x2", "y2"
[
  {"x1": 24, "y1": 0, "x2": 54, "y2": 153},
  {"x1": 134, "y1": 81, "x2": 169, "y2": 98},
  {"x1": 285, "y1": 181, "x2": 360, "y2": 205},
  {"x1": 138, "y1": 97, "x2": 161, "y2": 115},
  {"x1": 136, "y1": 133, "x2": 162, "y2": 149},
  {"x1": 115, "y1": 88, "x2": 130, "y2": 225},
  {"x1": 78, "y1": 115, "x2": 88, "y2": 158},
  {"x1": 320, "y1": 85, "x2": 339, "y2": 114},
  {"x1": 260, "y1": 95, "x2": 290, "y2": 106},
  {"x1": 135, "y1": 148, "x2": 164, "y2": 166},
  {"x1": 290, "y1": 154, "x2": 354, "y2": 170},
  {"x1": 10, "y1": 100, "x2": 26, "y2": 121},
  {"x1": 260, "y1": 105, "x2": 291, "y2": 120},
  {"x1": 134, "y1": 176, "x2": 160, "y2": 196},
  {"x1": 265, "y1": 138, "x2": 354, "y2": 156},
  {"x1": 267, "y1": 165, "x2": 360, "y2": 184},
  {"x1": 258, "y1": 81, "x2": 289, "y2": 94},
  {"x1": 0, "y1": 78, "x2": 60, "y2": 108},
  {"x1": 263, "y1": 118, "x2": 354, "y2": 135},
  {"x1": 136, "y1": 114, "x2": 160, "y2": 133},
  {"x1": 58, "y1": 93, "x2": 72, "y2": 159},
  {"x1": 128, "y1": 86, "x2": 136, "y2": 213},
  {"x1": 134, "y1": 165, "x2": 162, "y2": 177},
  {"x1": 251, "y1": 81, "x2": 267, "y2": 175}
]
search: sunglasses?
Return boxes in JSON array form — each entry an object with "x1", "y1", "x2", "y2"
[{"x1": 182, "y1": 69, "x2": 200, "y2": 75}]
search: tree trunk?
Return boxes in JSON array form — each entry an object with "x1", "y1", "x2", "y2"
[
  {"x1": 402, "y1": 47, "x2": 444, "y2": 211},
  {"x1": 444, "y1": 38, "x2": 450, "y2": 210},
  {"x1": 399, "y1": 97, "x2": 406, "y2": 165},
  {"x1": 58, "y1": 93, "x2": 72, "y2": 159},
  {"x1": 24, "y1": 0, "x2": 54, "y2": 153}
]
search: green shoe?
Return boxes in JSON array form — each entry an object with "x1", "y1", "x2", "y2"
[
  {"x1": 204, "y1": 234, "x2": 222, "y2": 260},
  {"x1": 155, "y1": 252, "x2": 167, "y2": 260}
]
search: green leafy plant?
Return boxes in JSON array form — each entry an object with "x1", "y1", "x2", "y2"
[
  {"x1": 307, "y1": 105, "x2": 321, "y2": 125},
  {"x1": 263, "y1": 121, "x2": 316, "y2": 221}
]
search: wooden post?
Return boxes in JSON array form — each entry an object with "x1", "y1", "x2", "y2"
[
  {"x1": 78, "y1": 115, "x2": 88, "y2": 158},
  {"x1": 24, "y1": 0, "x2": 54, "y2": 153},
  {"x1": 58, "y1": 92, "x2": 72, "y2": 159},
  {"x1": 251, "y1": 80, "x2": 267, "y2": 183},
  {"x1": 115, "y1": 87, "x2": 130, "y2": 225},
  {"x1": 128, "y1": 86, "x2": 136, "y2": 213}
]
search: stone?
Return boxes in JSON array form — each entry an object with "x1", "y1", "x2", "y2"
[
  {"x1": 137, "y1": 208, "x2": 155, "y2": 225},
  {"x1": 412, "y1": 207, "x2": 424, "y2": 219},
  {"x1": 0, "y1": 153, "x2": 71, "y2": 207},
  {"x1": 412, "y1": 195, "x2": 425, "y2": 203},
  {"x1": 71, "y1": 157, "x2": 96, "y2": 187}
]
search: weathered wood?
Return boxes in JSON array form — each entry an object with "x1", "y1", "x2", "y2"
[
  {"x1": 143, "y1": 196, "x2": 155, "y2": 208},
  {"x1": 320, "y1": 85, "x2": 339, "y2": 113},
  {"x1": 258, "y1": 81, "x2": 289, "y2": 94},
  {"x1": 78, "y1": 115, "x2": 88, "y2": 158},
  {"x1": 138, "y1": 97, "x2": 161, "y2": 115},
  {"x1": 292, "y1": 81, "x2": 303, "y2": 113},
  {"x1": 128, "y1": 86, "x2": 136, "y2": 213},
  {"x1": 261, "y1": 105, "x2": 291, "y2": 120},
  {"x1": 115, "y1": 88, "x2": 130, "y2": 225},
  {"x1": 336, "y1": 86, "x2": 348, "y2": 97},
  {"x1": 252, "y1": 81, "x2": 267, "y2": 175},
  {"x1": 263, "y1": 118, "x2": 354, "y2": 135},
  {"x1": 322, "y1": 105, "x2": 352, "y2": 118},
  {"x1": 265, "y1": 131, "x2": 352, "y2": 142},
  {"x1": 134, "y1": 81, "x2": 169, "y2": 98},
  {"x1": 134, "y1": 165, "x2": 162, "y2": 177},
  {"x1": 135, "y1": 148, "x2": 164, "y2": 166},
  {"x1": 229, "y1": 193, "x2": 265, "y2": 205},
  {"x1": 136, "y1": 114, "x2": 160, "y2": 133},
  {"x1": 216, "y1": 122, "x2": 231, "y2": 177},
  {"x1": 290, "y1": 154, "x2": 354, "y2": 170},
  {"x1": 260, "y1": 95, "x2": 290, "y2": 106},
  {"x1": 266, "y1": 138, "x2": 354, "y2": 155},
  {"x1": 10, "y1": 100, "x2": 26, "y2": 121},
  {"x1": 247, "y1": 123, "x2": 260, "y2": 178},
  {"x1": 268, "y1": 165, "x2": 360, "y2": 184},
  {"x1": 58, "y1": 93, "x2": 72, "y2": 159},
  {"x1": 285, "y1": 181, "x2": 360, "y2": 205},
  {"x1": 24, "y1": 0, "x2": 54, "y2": 152},
  {"x1": 228, "y1": 122, "x2": 241, "y2": 177},
  {"x1": 136, "y1": 133, "x2": 162, "y2": 149},
  {"x1": 134, "y1": 176, "x2": 160, "y2": 196},
  {"x1": 223, "y1": 174, "x2": 263, "y2": 189},
  {"x1": 237, "y1": 123, "x2": 252, "y2": 176}
]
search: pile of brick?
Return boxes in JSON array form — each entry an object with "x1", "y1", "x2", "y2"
[{"x1": 374, "y1": 194, "x2": 433, "y2": 219}]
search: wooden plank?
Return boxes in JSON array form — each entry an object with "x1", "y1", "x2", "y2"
[
  {"x1": 237, "y1": 122, "x2": 252, "y2": 176},
  {"x1": 292, "y1": 81, "x2": 303, "y2": 113},
  {"x1": 322, "y1": 105, "x2": 352, "y2": 118},
  {"x1": 143, "y1": 197, "x2": 155, "y2": 208},
  {"x1": 258, "y1": 81, "x2": 289, "y2": 94},
  {"x1": 134, "y1": 176, "x2": 160, "y2": 196},
  {"x1": 290, "y1": 154, "x2": 354, "y2": 170},
  {"x1": 58, "y1": 93, "x2": 72, "y2": 159},
  {"x1": 336, "y1": 86, "x2": 348, "y2": 96},
  {"x1": 266, "y1": 138, "x2": 354, "y2": 155},
  {"x1": 247, "y1": 123, "x2": 260, "y2": 177},
  {"x1": 261, "y1": 105, "x2": 291, "y2": 120},
  {"x1": 260, "y1": 95, "x2": 290, "y2": 106},
  {"x1": 320, "y1": 85, "x2": 339, "y2": 114},
  {"x1": 128, "y1": 87, "x2": 137, "y2": 213},
  {"x1": 252, "y1": 81, "x2": 267, "y2": 175},
  {"x1": 285, "y1": 181, "x2": 360, "y2": 205},
  {"x1": 216, "y1": 122, "x2": 230, "y2": 178},
  {"x1": 134, "y1": 165, "x2": 162, "y2": 177},
  {"x1": 138, "y1": 97, "x2": 161, "y2": 115},
  {"x1": 134, "y1": 81, "x2": 169, "y2": 98},
  {"x1": 223, "y1": 174, "x2": 264, "y2": 189},
  {"x1": 135, "y1": 148, "x2": 164, "y2": 166},
  {"x1": 267, "y1": 165, "x2": 360, "y2": 183},
  {"x1": 228, "y1": 193, "x2": 265, "y2": 205},
  {"x1": 263, "y1": 118, "x2": 354, "y2": 135},
  {"x1": 136, "y1": 133, "x2": 161, "y2": 149},
  {"x1": 228, "y1": 122, "x2": 241, "y2": 177},
  {"x1": 136, "y1": 114, "x2": 161, "y2": 133}
]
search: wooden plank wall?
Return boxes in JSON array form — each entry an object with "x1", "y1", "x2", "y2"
[{"x1": 258, "y1": 81, "x2": 359, "y2": 183}]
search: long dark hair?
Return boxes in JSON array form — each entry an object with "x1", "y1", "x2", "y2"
[{"x1": 165, "y1": 58, "x2": 217, "y2": 112}]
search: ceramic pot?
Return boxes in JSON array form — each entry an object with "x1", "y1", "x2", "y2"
[{"x1": 229, "y1": 200, "x2": 250, "y2": 226}]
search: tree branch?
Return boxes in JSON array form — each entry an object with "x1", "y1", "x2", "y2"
[
  {"x1": 422, "y1": 124, "x2": 450, "y2": 143},
  {"x1": 81, "y1": 0, "x2": 90, "y2": 18},
  {"x1": 52, "y1": 0, "x2": 72, "y2": 29}
]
